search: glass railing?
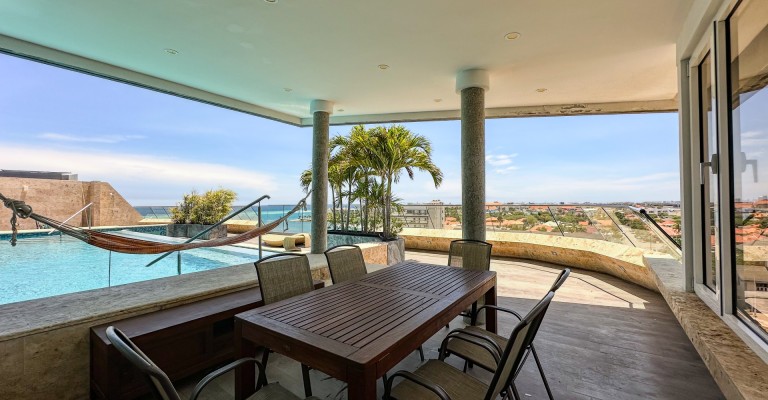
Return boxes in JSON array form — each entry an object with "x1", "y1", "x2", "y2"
[
  {"x1": 397, "y1": 203, "x2": 682, "y2": 260},
  {"x1": 136, "y1": 204, "x2": 313, "y2": 234},
  {"x1": 134, "y1": 202, "x2": 682, "y2": 259}
]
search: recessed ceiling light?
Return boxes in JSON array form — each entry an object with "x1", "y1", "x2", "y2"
[
  {"x1": 504, "y1": 32, "x2": 521, "y2": 41},
  {"x1": 434, "y1": 99, "x2": 442, "y2": 103},
  {"x1": 536, "y1": 88, "x2": 547, "y2": 92},
  {"x1": 378, "y1": 64, "x2": 389, "y2": 70},
  {"x1": 338, "y1": 108, "x2": 345, "y2": 112},
  {"x1": 164, "y1": 48, "x2": 179, "y2": 55},
  {"x1": 283, "y1": 88, "x2": 292, "y2": 92},
  {"x1": 264, "y1": 0, "x2": 277, "y2": 3}
]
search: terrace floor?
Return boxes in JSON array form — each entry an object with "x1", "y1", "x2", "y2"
[{"x1": 171, "y1": 250, "x2": 723, "y2": 400}]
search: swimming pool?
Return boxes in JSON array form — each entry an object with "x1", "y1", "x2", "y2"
[{"x1": 0, "y1": 227, "x2": 274, "y2": 305}]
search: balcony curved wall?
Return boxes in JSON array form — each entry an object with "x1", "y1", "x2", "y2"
[{"x1": 400, "y1": 228, "x2": 667, "y2": 292}]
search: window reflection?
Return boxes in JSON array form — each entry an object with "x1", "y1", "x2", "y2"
[{"x1": 730, "y1": 0, "x2": 768, "y2": 337}]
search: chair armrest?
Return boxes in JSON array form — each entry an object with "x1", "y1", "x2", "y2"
[
  {"x1": 472, "y1": 304, "x2": 522, "y2": 325},
  {"x1": 190, "y1": 358, "x2": 263, "y2": 400},
  {"x1": 384, "y1": 371, "x2": 452, "y2": 400},
  {"x1": 443, "y1": 329, "x2": 503, "y2": 355},
  {"x1": 439, "y1": 331, "x2": 501, "y2": 365}
]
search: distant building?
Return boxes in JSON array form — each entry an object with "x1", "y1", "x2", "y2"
[
  {"x1": 0, "y1": 170, "x2": 78, "y2": 180},
  {"x1": 397, "y1": 200, "x2": 445, "y2": 229}
]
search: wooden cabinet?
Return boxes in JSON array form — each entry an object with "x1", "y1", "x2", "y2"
[{"x1": 90, "y1": 281, "x2": 323, "y2": 399}]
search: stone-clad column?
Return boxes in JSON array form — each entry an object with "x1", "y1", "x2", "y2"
[
  {"x1": 310, "y1": 100, "x2": 333, "y2": 254},
  {"x1": 457, "y1": 69, "x2": 489, "y2": 242}
]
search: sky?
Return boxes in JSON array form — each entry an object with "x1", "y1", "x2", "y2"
[{"x1": 0, "y1": 53, "x2": 681, "y2": 206}]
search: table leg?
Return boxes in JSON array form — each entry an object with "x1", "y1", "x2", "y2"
[
  {"x1": 234, "y1": 322, "x2": 256, "y2": 400},
  {"x1": 347, "y1": 366, "x2": 377, "y2": 400},
  {"x1": 485, "y1": 284, "x2": 497, "y2": 334}
]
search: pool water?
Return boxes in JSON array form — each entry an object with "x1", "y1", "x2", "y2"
[{"x1": 0, "y1": 229, "x2": 273, "y2": 305}]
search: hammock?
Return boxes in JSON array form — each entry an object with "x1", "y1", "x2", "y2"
[{"x1": 1, "y1": 192, "x2": 308, "y2": 254}]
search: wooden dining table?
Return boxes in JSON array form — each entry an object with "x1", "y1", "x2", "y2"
[{"x1": 234, "y1": 260, "x2": 497, "y2": 400}]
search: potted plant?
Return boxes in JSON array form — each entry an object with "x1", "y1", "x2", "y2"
[{"x1": 167, "y1": 189, "x2": 237, "y2": 240}]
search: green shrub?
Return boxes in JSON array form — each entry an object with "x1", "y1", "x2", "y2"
[{"x1": 171, "y1": 189, "x2": 237, "y2": 225}]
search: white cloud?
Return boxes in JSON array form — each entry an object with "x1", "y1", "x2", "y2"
[
  {"x1": 486, "y1": 154, "x2": 517, "y2": 167},
  {"x1": 486, "y1": 154, "x2": 519, "y2": 174},
  {"x1": 39, "y1": 132, "x2": 145, "y2": 144},
  {"x1": 494, "y1": 166, "x2": 519, "y2": 175},
  {"x1": 0, "y1": 142, "x2": 278, "y2": 204}
]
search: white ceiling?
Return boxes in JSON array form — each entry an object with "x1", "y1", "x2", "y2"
[{"x1": 0, "y1": 0, "x2": 694, "y2": 126}]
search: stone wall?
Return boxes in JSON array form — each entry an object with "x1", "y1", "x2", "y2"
[
  {"x1": 0, "y1": 178, "x2": 141, "y2": 230},
  {"x1": 400, "y1": 228, "x2": 660, "y2": 292}
]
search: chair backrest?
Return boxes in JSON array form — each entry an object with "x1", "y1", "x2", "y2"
[
  {"x1": 549, "y1": 268, "x2": 571, "y2": 292},
  {"x1": 254, "y1": 253, "x2": 314, "y2": 305},
  {"x1": 105, "y1": 326, "x2": 182, "y2": 400},
  {"x1": 448, "y1": 239, "x2": 492, "y2": 271},
  {"x1": 484, "y1": 291, "x2": 555, "y2": 400},
  {"x1": 324, "y1": 244, "x2": 367, "y2": 284}
]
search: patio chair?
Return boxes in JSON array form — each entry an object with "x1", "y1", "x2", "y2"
[
  {"x1": 384, "y1": 291, "x2": 556, "y2": 400},
  {"x1": 324, "y1": 244, "x2": 368, "y2": 284},
  {"x1": 324, "y1": 244, "x2": 425, "y2": 362},
  {"x1": 446, "y1": 239, "x2": 493, "y2": 326},
  {"x1": 440, "y1": 268, "x2": 571, "y2": 400},
  {"x1": 105, "y1": 326, "x2": 321, "y2": 400},
  {"x1": 255, "y1": 253, "x2": 316, "y2": 397}
]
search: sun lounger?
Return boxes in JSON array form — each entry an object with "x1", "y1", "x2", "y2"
[{"x1": 262, "y1": 233, "x2": 311, "y2": 249}]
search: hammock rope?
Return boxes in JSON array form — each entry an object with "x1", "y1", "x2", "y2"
[{"x1": 1, "y1": 192, "x2": 309, "y2": 254}]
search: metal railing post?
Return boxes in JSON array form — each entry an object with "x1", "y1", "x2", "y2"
[
  {"x1": 146, "y1": 195, "x2": 271, "y2": 267},
  {"x1": 581, "y1": 206, "x2": 607, "y2": 241},
  {"x1": 603, "y1": 206, "x2": 637, "y2": 247},
  {"x1": 258, "y1": 205, "x2": 263, "y2": 259},
  {"x1": 547, "y1": 206, "x2": 566, "y2": 236},
  {"x1": 50, "y1": 202, "x2": 94, "y2": 235}
]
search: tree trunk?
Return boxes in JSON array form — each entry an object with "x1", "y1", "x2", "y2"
[
  {"x1": 359, "y1": 197, "x2": 365, "y2": 232},
  {"x1": 330, "y1": 185, "x2": 337, "y2": 230},
  {"x1": 384, "y1": 175, "x2": 393, "y2": 238},
  {"x1": 346, "y1": 178, "x2": 353, "y2": 230}
]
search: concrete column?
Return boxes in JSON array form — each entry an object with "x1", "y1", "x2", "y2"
[
  {"x1": 457, "y1": 69, "x2": 489, "y2": 242},
  {"x1": 310, "y1": 100, "x2": 333, "y2": 254}
]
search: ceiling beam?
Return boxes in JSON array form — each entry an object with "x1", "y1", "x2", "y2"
[
  {"x1": 305, "y1": 99, "x2": 678, "y2": 127},
  {"x1": 0, "y1": 34, "x2": 302, "y2": 126}
]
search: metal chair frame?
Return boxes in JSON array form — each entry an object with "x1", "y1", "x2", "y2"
[
  {"x1": 254, "y1": 253, "x2": 315, "y2": 397},
  {"x1": 106, "y1": 326, "x2": 268, "y2": 400},
  {"x1": 442, "y1": 268, "x2": 571, "y2": 400},
  {"x1": 446, "y1": 239, "x2": 493, "y2": 325},
  {"x1": 384, "y1": 292, "x2": 556, "y2": 400}
]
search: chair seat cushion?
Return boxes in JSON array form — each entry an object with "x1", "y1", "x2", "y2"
[
  {"x1": 248, "y1": 383, "x2": 322, "y2": 400},
  {"x1": 390, "y1": 360, "x2": 488, "y2": 400},
  {"x1": 445, "y1": 325, "x2": 507, "y2": 372}
]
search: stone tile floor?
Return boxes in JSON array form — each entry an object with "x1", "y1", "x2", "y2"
[{"x1": 169, "y1": 250, "x2": 723, "y2": 400}]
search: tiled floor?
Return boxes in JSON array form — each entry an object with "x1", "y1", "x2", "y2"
[{"x1": 171, "y1": 250, "x2": 723, "y2": 400}]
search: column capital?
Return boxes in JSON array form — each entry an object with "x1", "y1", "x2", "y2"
[
  {"x1": 310, "y1": 99, "x2": 334, "y2": 114},
  {"x1": 456, "y1": 69, "x2": 490, "y2": 93}
]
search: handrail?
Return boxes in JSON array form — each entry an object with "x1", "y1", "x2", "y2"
[
  {"x1": 49, "y1": 202, "x2": 93, "y2": 235},
  {"x1": 628, "y1": 206, "x2": 682, "y2": 251},
  {"x1": 146, "y1": 195, "x2": 271, "y2": 267}
]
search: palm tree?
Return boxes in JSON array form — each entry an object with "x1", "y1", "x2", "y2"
[
  {"x1": 299, "y1": 148, "x2": 346, "y2": 230},
  {"x1": 364, "y1": 125, "x2": 443, "y2": 237},
  {"x1": 299, "y1": 124, "x2": 442, "y2": 237}
]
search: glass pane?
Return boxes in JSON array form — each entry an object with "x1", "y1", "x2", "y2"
[
  {"x1": 730, "y1": 0, "x2": 768, "y2": 336},
  {"x1": 700, "y1": 51, "x2": 719, "y2": 291}
]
